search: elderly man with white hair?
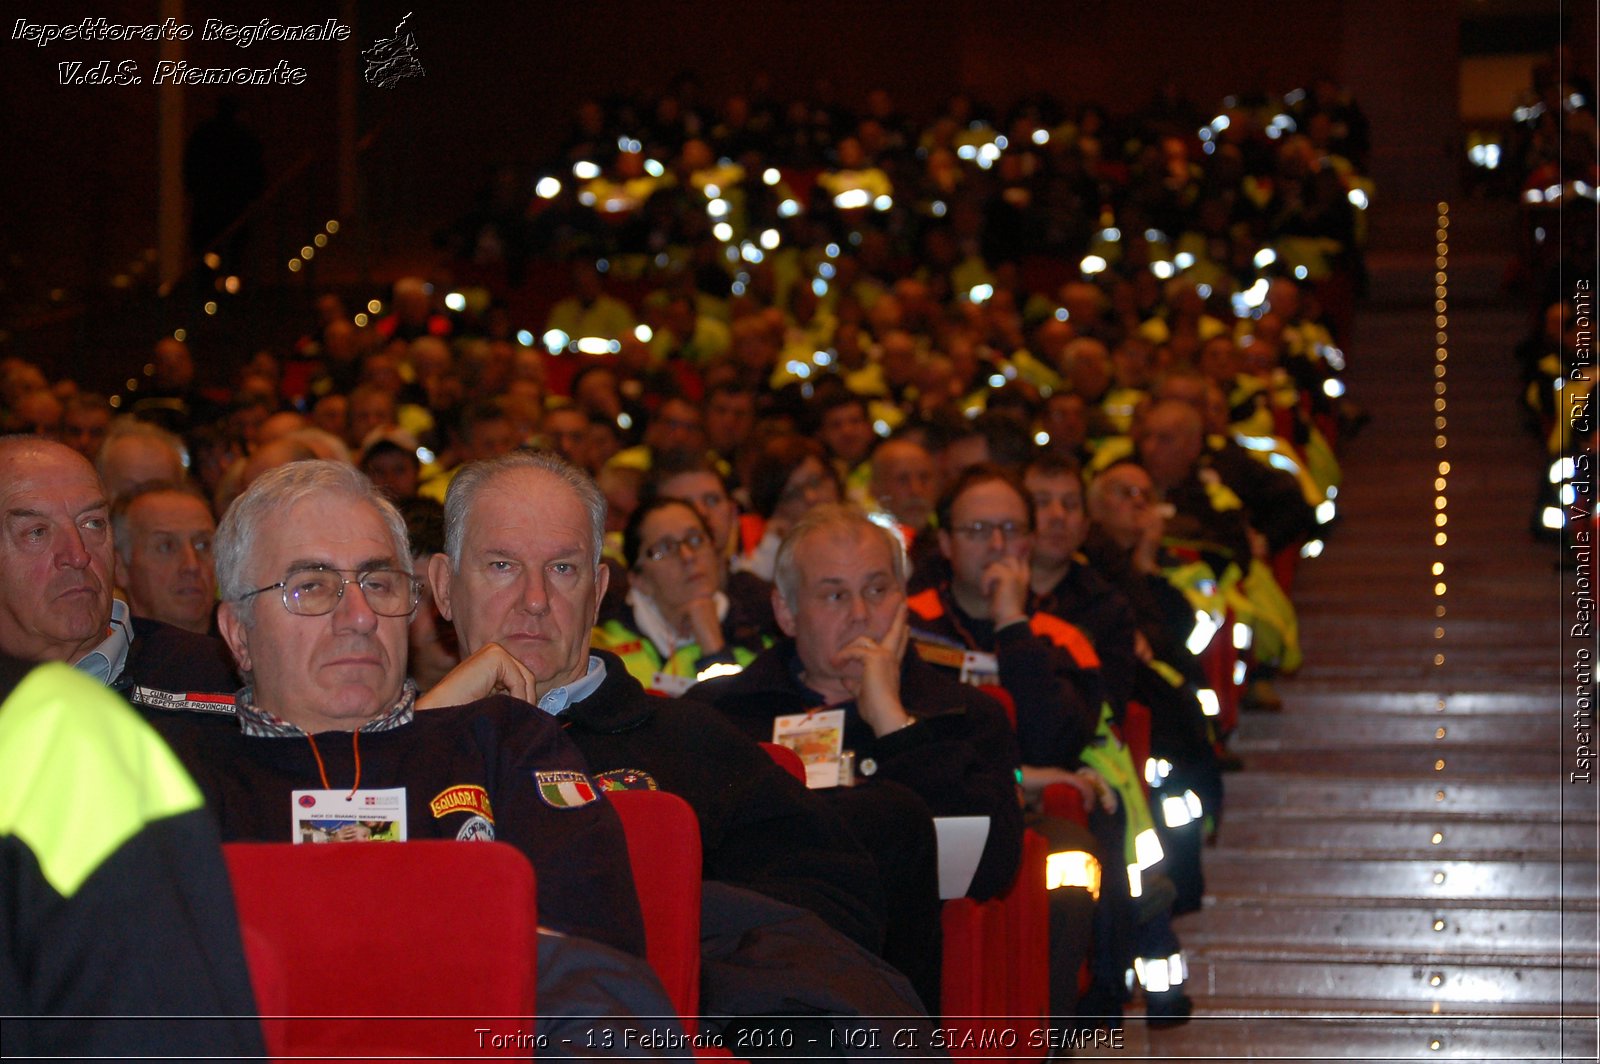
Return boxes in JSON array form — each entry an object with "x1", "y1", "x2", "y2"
[{"x1": 141, "y1": 460, "x2": 652, "y2": 962}]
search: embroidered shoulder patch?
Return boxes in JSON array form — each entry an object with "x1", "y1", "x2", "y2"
[
  {"x1": 534, "y1": 770, "x2": 600, "y2": 809},
  {"x1": 913, "y1": 641, "x2": 966, "y2": 670},
  {"x1": 594, "y1": 768, "x2": 658, "y2": 793},
  {"x1": 129, "y1": 686, "x2": 237, "y2": 714},
  {"x1": 455, "y1": 815, "x2": 495, "y2": 841},
  {"x1": 429, "y1": 784, "x2": 494, "y2": 821}
]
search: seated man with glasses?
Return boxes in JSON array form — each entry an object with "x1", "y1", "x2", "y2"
[
  {"x1": 593, "y1": 497, "x2": 768, "y2": 695},
  {"x1": 906, "y1": 464, "x2": 1192, "y2": 1028},
  {"x1": 138, "y1": 460, "x2": 650, "y2": 963},
  {"x1": 907, "y1": 464, "x2": 1101, "y2": 767}
]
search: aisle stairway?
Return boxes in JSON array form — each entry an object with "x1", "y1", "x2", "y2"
[{"x1": 1087, "y1": 199, "x2": 1599, "y2": 1061}]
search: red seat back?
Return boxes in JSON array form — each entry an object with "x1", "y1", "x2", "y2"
[
  {"x1": 1122, "y1": 700, "x2": 1153, "y2": 800},
  {"x1": 606, "y1": 790, "x2": 703, "y2": 1021},
  {"x1": 759, "y1": 740, "x2": 807, "y2": 783},
  {"x1": 940, "y1": 829, "x2": 1050, "y2": 1060},
  {"x1": 224, "y1": 840, "x2": 537, "y2": 1059}
]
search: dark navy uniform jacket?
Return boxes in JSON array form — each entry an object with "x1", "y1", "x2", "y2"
[{"x1": 143, "y1": 693, "x2": 647, "y2": 959}]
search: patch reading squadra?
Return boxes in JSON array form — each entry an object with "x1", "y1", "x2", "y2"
[
  {"x1": 594, "y1": 768, "x2": 658, "y2": 792},
  {"x1": 534, "y1": 770, "x2": 600, "y2": 809},
  {"x1": 429, "y1": 784, "x2": 494, "y2": 821}
]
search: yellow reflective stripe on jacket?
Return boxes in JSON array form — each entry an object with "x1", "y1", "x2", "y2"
[
  {"x1": 0, "y1": 663, "x2": 205, "y2": 898},
  {"x1": 1077, "y1": 703, "x2": 1157, "y2": 869},
  {"x1": 592, "y1": 621, "x2": 758, "y2": 688}
]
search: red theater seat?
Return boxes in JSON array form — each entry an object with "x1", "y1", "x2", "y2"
[{"x1": 224, "y1": 840, "x2": 537, "y2": 1060}]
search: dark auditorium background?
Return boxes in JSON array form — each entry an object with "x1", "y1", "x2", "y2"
[{"x1": 0, "y1": 0, "x2": 1584, "y2": 388}]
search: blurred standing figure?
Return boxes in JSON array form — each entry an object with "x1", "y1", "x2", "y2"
[{"x1": 183, "y1": 97, "x2": 265, "y2": 274}]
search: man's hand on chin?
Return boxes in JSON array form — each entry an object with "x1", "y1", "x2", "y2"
[{"x1": 417, "y1": 642, "x2": 541, "y2": 710}]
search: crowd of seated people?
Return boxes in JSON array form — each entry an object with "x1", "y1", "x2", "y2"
[
  {"x1": 0, "y1": 76, "x2": 1374, "y2": 1047},
  {"x1": 1503, "y1": 47, "x2": 1597, "y2": 545}
]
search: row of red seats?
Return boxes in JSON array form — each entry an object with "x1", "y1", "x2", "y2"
[{"x1": 225, "y1": 724, "x2": 1152, "y2": 1062}]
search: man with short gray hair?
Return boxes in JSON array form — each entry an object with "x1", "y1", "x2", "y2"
[
  {"x1": 111, "y1": 482, "x2": 217, "y2": 635},
  {"x1": 0, "y1": 435, "x2": 234, "y2": 693},
  {"x1": 143, "y1": 460, "x2": 649, "y2": 960},
  {"x1": 431, "y1": 451, "x2": 889, "y2": 952},
  {"x1": 695, "y1": 503, "x2": 1028, "y2": 1011},
  {"x1": 96, "y1": 419, "x2": 188, "y2": 502}
]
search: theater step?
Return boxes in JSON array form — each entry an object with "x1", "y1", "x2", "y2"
[
  {"x1": 1210, "y1": 816, "x2": 1592, "y2": 857},
  {"x1": 1230, "y1": 712, "x2": 1559, "y2": 747},
  {"x1": 1177, "y1": 951, "x2": 1595, "y2": 1009},
  {"x1": 1083, "y1": 1013, "x2": 1598, "y2": 1062},
  {"x1": 1220, "y1": 774, "x2": 1598, "y2": 820},
  {"x1": 1181, "y1": 898, "x2": 1599, "y2": 957},
  {"x1": 1199, "y1": 854, "x2": 1592, "y2": 904},
  {"x1": 1254, "y1": 692, "x2": 1556, "y2": 715},
  {"x1": 1237, "y1": 748, "x2": 1559, "y2": 777}
]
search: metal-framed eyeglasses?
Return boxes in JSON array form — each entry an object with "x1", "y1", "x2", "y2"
[
  {"x1": 238, "y1": 566, "x2": 422, "y2": 617},
  {"x1": 641, "y1": 530, "x2": 709, "y2": 563},
  {"x1": 948, "y1": 520, "x2": 1033, "y2": 543}
]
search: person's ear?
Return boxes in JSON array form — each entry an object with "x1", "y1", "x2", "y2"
[
  {"x1": 591, "y1": 560, "x2": 610, "y2": 625},
  {"x1": 427, "y1": 553, "x2": 454, "y2": 621},
  {"x1": 217, "y1": 602, "x2": 252, "y2": 675},
  {"x1": 937, "y1": 528, "x2": 953, "y2": 560},
  {"x1": 772, "y1": 586, "x2": 798, "y2": 638}
]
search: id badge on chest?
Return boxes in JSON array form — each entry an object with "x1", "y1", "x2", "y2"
[
  {"x1": 291, "y1": 787, "x2": 408, "y2": 843},
  {"x1": 772, "y1": 708, "x2": 847, "y2": 789},
  {"x1": 959, "y1": 650, "x2": 1000, "y2": 688},
  {"x1": 648, "y1": 671, "x2": 696, "y2": 697}
]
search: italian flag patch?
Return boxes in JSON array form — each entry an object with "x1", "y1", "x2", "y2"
[{"x1": 535, "y1": 770, "x2": 599, "y2": 809}]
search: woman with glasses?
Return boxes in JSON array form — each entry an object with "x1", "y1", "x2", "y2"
[{"x1": 593, "y1": 497, "x2": 768, "y2": 695}]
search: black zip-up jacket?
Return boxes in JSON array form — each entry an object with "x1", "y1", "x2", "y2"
[
  {"x1": 1033, "y1": 558, "x2": 1141, "y2": 719},
  {"x1": 561, "y1": 651, "x2": 887, "y2": 952},
  {"x1": 143, "y1": 693, "x2": 647, "y2": 959},
  {"x1": 114, "y1": 616, "x2": 241, "y2": 695},
  {"x1": 907, "y1": 586, "x2": 1101, "y2": 768},
  {"x1": 1, "y1": 656, "x2": 265, "y2": 1061},
  {"x1": 692, "y1": 641, "x2": 1024, "y2": 902}
]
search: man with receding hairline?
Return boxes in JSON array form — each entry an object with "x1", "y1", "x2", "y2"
[
  {"x1": 431, "y1": 451, "x2": 888, "y2": 951},
  {"x1": 0, "y1": 435, "x2": 234, "y2": 693},
  {"x1": 112, "y1": 482, "x2": 218, "y2": 635}
]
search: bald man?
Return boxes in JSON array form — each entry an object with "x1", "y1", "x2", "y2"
[
  {"x1": 869, "y1": 437, "x2": 938, "y2": 533},
  {"x1": 96, "y1": 421, "x2": 188, "y2": 502}
]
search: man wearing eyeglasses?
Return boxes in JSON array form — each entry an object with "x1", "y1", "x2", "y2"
[
  {"x1": 907, "y1": 464, "x2": 1099, "y2": 766},
  {"x1": 906, "y1": 463, "x2": 1193, "y2": 1028},
  {"x1": 141, "y1": 460, "x2": 649, "y2": 962}
]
